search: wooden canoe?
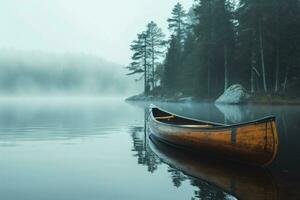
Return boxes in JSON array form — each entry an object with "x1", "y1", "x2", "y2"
[{"x1": 148, "y1": 104, "x2": 279, "y2": 167}]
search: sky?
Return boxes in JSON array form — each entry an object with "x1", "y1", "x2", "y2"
[{"x1": 0, "y1": 0, "x2": 194, "y2": 65}]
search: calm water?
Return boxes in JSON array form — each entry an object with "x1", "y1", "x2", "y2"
[{"x1": 0, "y1": 98, "x2": 299, "y2": 200}]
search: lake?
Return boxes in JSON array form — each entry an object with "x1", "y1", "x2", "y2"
[{"x1": 0, "y1": 97, "x2": 299, "y2": 200}]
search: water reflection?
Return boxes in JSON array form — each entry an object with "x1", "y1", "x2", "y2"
[
  {"x1": 130, "y1": 125, "x2": 161, "y2": 173},
  {"x1": 129, "y1": 117, "x2": 238, "y2": 200},
  {"x1": 128, "y1": 101, "x2": 300, "y2": 200},
  {"x1": 149, "y1": 135, "x2": 276, "y2": 200},
  {"x1": 0, "y1": 98, "x2": 138, "y2": 143},
  {"x1": 215, "y1": 104, "x2": 251, "y2": 123},
  {"x1": 215, "y1": 104, "x2": 300, "y2": 173}
]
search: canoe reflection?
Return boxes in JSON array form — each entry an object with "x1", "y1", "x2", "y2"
[
  {"x1": 148, "y1": 134, "x2": 278, "y2": 200},
  {"x1": 130, "y1": 125, "x2": 236, "y2": 199}
]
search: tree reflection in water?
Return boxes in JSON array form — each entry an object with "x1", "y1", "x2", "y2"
[
  {"x1": 167, "y1": 167, "x2": 187, "y2": 187},
  {"x1": 130, "y1": 125, "x2": 161, "y2": 173},
  {"x1": 129, "y1": 109, "x2": 236, "y2": 200},
  {"x1": 190, "y1": 178, "x2": 228, "y2": 200}
]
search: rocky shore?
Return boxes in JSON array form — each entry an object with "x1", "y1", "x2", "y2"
[{"x1": 126, "y1": 84, "x2": 300, "y2": 105}]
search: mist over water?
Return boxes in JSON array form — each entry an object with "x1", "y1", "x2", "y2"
[{"x1": 0, "y1": 49, "x2": 141, "y2": 97}]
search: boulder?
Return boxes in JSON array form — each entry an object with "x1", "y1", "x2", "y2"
[{"x1": 215, "y1": 84, "x2": 250, "y2": 104}]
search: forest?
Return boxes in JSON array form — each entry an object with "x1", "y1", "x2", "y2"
[{"x1": 127, "y1": 0, "x2": 300, "y2": 100}]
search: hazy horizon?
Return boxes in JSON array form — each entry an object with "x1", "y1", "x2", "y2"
[
  {"x1": 0, "y1": 49, "x2": 142, "y2": 96},
  {"x1": 0, "y1": 0, "x2": 194, "y2": 65}
]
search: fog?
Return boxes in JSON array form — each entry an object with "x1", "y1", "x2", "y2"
[
  {"x1": 0, "y1": 49, "x2": 141, "y2": 96},
  {"x1": 0, "y1": 0, "x2": 193, "y2": 65},
  {"x1": 0, "y1": 0, "x2": 193, "y2": 96}
]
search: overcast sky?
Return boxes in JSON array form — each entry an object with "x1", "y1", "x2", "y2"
[{"x1": 0, "y1": 0, "x2": 194, "y2": 65}]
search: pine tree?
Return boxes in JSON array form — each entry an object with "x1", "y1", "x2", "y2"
[
  {"x1": 162, "y1": 3, "x2": 187, "y2": 94},
  {"x1": 276, "y1": 0, "x2": 300, "y2": 94},
  {"x1": 192, "y1": 0, "x2": 235, "y2": 97},
  {"x1": 193, "y1": 0, "x2": 214, "y2": 98},
  {"x1": 167, "y1": 3, "x2": 187, "y2": 49},
  {"x1": 213, "y1": 0, "x2": 235, "y2": 92},
  {"x1": 162, "y1": 35, "x2": 181, "y2": 92},
  {"x1": 126, "y1": 32, "x2": 151, "y2": 94},
  {"x1": 236, "y1": 0, "x2": 275, "y2": 93},
  {"x1": 180, "y1": 31, "x2": 198, "y2": 94},
  {"x1": 146, "y1": 21, "x2": 166, "y2": 90}
]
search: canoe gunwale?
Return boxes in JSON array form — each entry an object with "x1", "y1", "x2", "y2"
[{"x1": 149, "y1": 104, "x2": 276, "y2": 130}]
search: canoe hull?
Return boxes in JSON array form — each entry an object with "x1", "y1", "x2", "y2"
[{"x1": 148, "y1": 106, "x2": 279, "y2": 166}]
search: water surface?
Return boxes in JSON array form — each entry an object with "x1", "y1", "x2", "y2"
[{"x1": 0, "y1": 98, "x2": 299, "y2": 199}]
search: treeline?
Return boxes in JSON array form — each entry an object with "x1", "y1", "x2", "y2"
[{"x1": 127, "y1": 0, "x2": 300, "y2": 99}]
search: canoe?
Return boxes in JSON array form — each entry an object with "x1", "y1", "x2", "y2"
[{"x1": 148, "y1": 104, "x2": 279, "y2": 166}]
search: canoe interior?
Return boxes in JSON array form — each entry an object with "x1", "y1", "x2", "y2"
[{"x1": 152, "y1": 107, "x2": 223, "y2": 127}]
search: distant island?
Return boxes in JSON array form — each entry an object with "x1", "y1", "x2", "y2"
[{"x1": 125, "y1": 1, "x2": 300, "y2": 104}]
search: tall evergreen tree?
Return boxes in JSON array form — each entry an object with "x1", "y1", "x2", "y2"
[
  {"x1": 162, "y1": 35, "x2": 181, "y2": 92},
  {"x1": 193, "y1": 0, "x2": 213, "y2": 98},
  {"x1": 177, "y1": 5, "x2": 201, "y2": 95},
  {"x1": 192, "y1": 0, "x2": 235, "y2": 97},
  {"x1": 236, "y1": 0, "x2": 275, "y2": 93},
  {"x1": 126, "y1": 32, "x2": 151, "y2": 94},
  {"x1": 215, "y1": 0, "x2": 235, "y2": 92},
  {"x1": 162, "y1": 3, "x2": 188, "y2": 94},
  {"x1": 167, "y1": 3, "x2": 187, "y2": 49},
  {"x1": 276, "y1": 0, "x2": 300, "y2": 94},
  {"x1": 180, "y1": 31, "x2": 199, "y2": 94},
  {"x1": 146, "y1": 21, "x2": 166, "y2": 89}
]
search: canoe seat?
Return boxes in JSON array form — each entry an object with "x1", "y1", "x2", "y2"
[
  {"x1": 182, "y1": 124, "x2": 213, "y2": 128},
  {"x1": 155, "y1": 115, "x2": 175, "y2": 120}
]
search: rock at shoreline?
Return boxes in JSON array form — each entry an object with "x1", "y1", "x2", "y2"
[{"x1": 215, "y1": 84, "x2": 250, "y2": 104}]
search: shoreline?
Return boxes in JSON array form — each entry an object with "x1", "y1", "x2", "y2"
[{"x1": 125, "y1": 94, "x2": 300, "y2": 105}]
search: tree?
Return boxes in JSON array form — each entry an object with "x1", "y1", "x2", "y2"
[
  {"x1": 179, "y1": 31, "x2": 197, "y2": 93},
  {"x1": 236, "y1": 0, "x2": 259, "y2": 93},
  {"x1": 191, "y1": 0, "x2": 235, "y2": 97},
  {"x1": 236, "y1": 0, "x2": 276, "y2": 93},
  {"x1": 275, "y1": 0, "x2": 300, "y2": 94},
  {"x1": 207, "y1": 0, "x2": 235, "y2": 92},
  {"x1": 162, "y1": 35, "x2": 181, "y2": 92},
  {"x1": 127, "y1": 22, "x2": 166, "y2": 93},
  {"x1": 161, "y1": 3, "x2": 187, "y2": 94},
  {"x1": 167, "y1": 2, "x2": 187, "y2": 49},
  {"x1": 146, "y1": 21, "x2": 166, "y2": 89},
  {"x1": 126, "y1": 32, "x2": 151, "y2": 94}
]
